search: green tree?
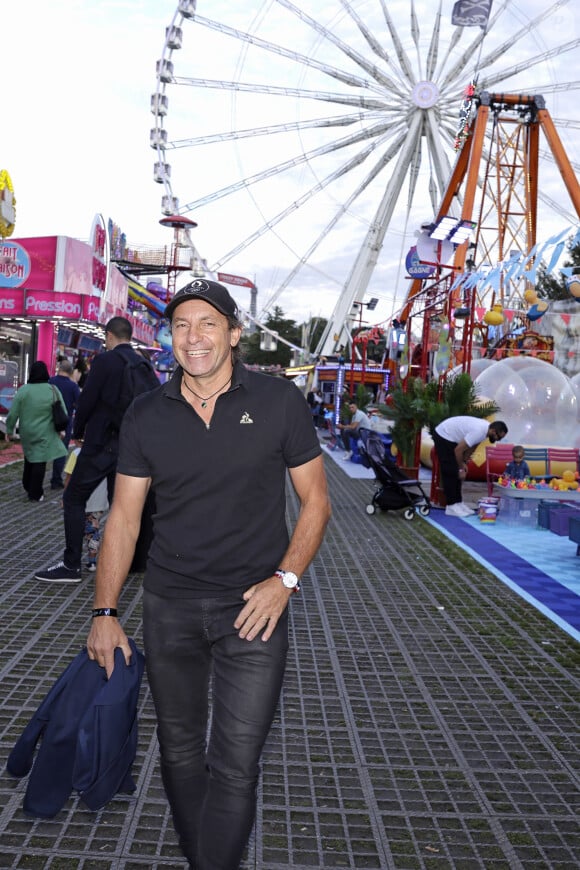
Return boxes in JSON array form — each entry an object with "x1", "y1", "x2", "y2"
[
  {"x1": 241, "y1": 306, "x2": 302, "y2": 366},
  {"x1": 536, "y1": 241, "x2": 580, "y2": 301},
  {"x1": 304, "y1": 317, "x2": 327, "y2": 356}
]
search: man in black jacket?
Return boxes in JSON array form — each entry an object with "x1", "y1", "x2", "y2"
[{"x1": 36, "y1": 317, "x2": 158, "y2": 583}]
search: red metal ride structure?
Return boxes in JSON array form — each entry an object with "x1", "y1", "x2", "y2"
[{"x1": 396, "y1": 91, "x2": 580, "y2": 502}]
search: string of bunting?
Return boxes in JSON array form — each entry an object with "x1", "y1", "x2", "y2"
[{"x1": 449, "y1": 225, "x2": 580, "y2": 298}]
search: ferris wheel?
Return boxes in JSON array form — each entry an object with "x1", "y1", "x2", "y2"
[{"x1": 150, "y1": 0, "x2": 580, "y2": 354}]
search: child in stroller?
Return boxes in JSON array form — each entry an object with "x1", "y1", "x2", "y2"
[{"x1": 358, "y1": 428, "x2": 431, "y2": 520}]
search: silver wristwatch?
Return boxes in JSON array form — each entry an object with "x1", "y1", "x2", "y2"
[{"x1": 275, "y1": 569, "x2": 301, "y2": 593}]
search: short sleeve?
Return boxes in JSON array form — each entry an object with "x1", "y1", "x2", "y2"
[
  {"x1": 116, "y1": 403, "x2": 152, "y2": 478},
  {"x1": 281, "y1": 383, "x2": 322, "y2": 468}
]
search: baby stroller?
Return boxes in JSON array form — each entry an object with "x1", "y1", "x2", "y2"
[{"x1": 358, "y1": 428, "x2": 431, "y2": 520}]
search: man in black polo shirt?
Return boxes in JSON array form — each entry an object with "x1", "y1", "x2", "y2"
[{"x1": 86, "y1": 279, "x2": 331, "y2": 870}]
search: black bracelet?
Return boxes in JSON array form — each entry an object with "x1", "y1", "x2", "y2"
[{"x1": 91, "y1": 608, "x2": 118, "y2": 618}]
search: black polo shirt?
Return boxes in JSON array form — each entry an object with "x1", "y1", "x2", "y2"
[{"x1": 117, "y1": 361, "x2": 321, "y2": 597}]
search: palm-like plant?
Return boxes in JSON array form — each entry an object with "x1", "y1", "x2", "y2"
[
  {"x1": 424, "y1": 373, "x2": 500, "y2": 435},
  {"x1": 379, "y1": 373, "x2": 500, "y2": 467}
]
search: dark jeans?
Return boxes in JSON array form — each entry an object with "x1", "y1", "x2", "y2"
[
  {"x1": 432, "y1": 431, "x2": 461, "y2": 505},
  {"x1": 23, "y1": 459, "x2": 46, "y2": 501},
  {"x1": 62, "y1": 448, "x2": 117, "y2": 569},
  {"x1": 341, "y1": 426, "x2": 357, "y2": 451},
  {"x1": 143, "y1": 589, "x2": 289, "y2": 870}
]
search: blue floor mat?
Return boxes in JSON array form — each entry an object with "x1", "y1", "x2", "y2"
[{"x1": 428, "y1": 509, "x2": 580, "y2": 642}]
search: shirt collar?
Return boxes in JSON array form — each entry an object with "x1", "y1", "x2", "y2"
[{"x1": 164, "y1": 359, "x2": 247, "y2": 399}]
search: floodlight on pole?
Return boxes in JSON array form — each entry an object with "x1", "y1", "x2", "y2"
[
  {"x1": 429, "y1": 216, "x2": 476, "y2": 245},
  {"x1": 348, "y1": 297, "x2": 380, "y2": 393}
]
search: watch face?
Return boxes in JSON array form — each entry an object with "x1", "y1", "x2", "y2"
[{"x1": 280, "y1": 571, "x2": 298, "y2": 588}]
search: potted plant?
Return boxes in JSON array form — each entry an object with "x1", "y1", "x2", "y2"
[
  {"x1": 378, "y1": 373, "x2": 500, "y2": 475},
  {"x1": 379, "y1": 377, "x2": 430, "y2": 474},
  {"x1": 423, "y1": 372, "x2": 499, "y2": 435}
]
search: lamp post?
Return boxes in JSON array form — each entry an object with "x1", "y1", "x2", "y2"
[{"x1": 348, "y1": 298, "x2": 378, "y2": 395}]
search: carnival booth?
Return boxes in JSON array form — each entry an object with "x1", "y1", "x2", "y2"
[{"x1": 0, "y1": 224, "x2": 156, "y2": 416}]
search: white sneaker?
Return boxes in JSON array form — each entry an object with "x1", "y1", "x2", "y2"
[
  {"x1": 445, "y1": 503, "x2": 465, "y2": 517},
  {"x1": 342, "y1": 451, "x2": 352, "y2": 460},
  {"x1": 458, "y1": 502, "x2": 475, "y2": 515}
]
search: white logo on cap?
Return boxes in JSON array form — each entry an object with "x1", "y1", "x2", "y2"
[{"x1": 190, "y1": 280, "x2": 210, "y2": 293}]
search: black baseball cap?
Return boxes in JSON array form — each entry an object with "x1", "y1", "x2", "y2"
[{"x1": 164, "y1": 279, "x2": 239, "y2": 321}]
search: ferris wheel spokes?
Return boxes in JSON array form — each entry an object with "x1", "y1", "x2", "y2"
[
  {"x1": 212, "y1": 126, "x2": 408, "y2": 272},
  {"x1": 179, "y1": 117, "x2": 400, "y2": 214},
  {"x1": 163, "y1": 113, "x2": 376, "y2": 151},
  {"x1": 193, "y1": 12, "x2": 393, "y2": 93},
  {"x1": 259, "y1": 130, "x2": 411, "y2": 315}
]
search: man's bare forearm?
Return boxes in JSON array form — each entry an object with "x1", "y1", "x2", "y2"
[
  {"x1": 92, "y1": 507, "x2": 141, "y2": 608},
  {"x1": 280, "y1": 486, "x2": 331, "y2": 576}
]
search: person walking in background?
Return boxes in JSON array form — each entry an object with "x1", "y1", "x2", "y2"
[
  {"x1": 504, "y1": 445, "x2": 530, "y2": 481},
  {"x1": 433, "y1": 416, "x2": 508, "y2": 517},
  {"x1": 86, "y1": 279, "x2": 331, "y2": 870},
  {"x1": 72, "y1": 355, "x2": 89, "y2": 388},
  {"x1": 338, "y1": 399, "x2": 371, "y2": 460},
  {"x1": 49, "y1": 359, "x2": 81, "y2": 489},
  {"x1": 310, "y1": 388, "x2": 324, "y2": 428},
  {"x1": 62, "y1": 446, "x2": 109, "y2": 573},
  {"x1": 35, "y1": 317, "x2": 158, "y2": 584},
  {"x1": 5, "y1": 361, "x2": 68, "y2": 503}
]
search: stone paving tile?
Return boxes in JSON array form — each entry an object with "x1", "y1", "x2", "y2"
[{"x1": 0, "y1": 456, "x2": 579, "y2": 869}]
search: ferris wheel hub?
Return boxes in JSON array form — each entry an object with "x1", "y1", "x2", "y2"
[{"x1": 412, "y1": 81, "x2": 440, "y2": 109}]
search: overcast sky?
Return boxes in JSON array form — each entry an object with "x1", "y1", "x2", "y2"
[{"x1": 3, "y1": 0, "x2": 579, "y2": 326}]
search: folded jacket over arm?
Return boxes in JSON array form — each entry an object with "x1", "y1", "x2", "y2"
[{"x1": 6, "y1": 639, "x2": 145, "y2": 818}]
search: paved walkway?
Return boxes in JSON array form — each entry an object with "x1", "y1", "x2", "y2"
[{"x1": 0, "y1": 454, "x2": 578, "y2": 869}]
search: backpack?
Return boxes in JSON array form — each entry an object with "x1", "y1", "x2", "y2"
[{"x1": 110, "y1": 349, "x2": 159, "y2": 432}]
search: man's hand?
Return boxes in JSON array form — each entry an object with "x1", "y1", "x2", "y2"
[
  {"x1": 87, "y1": 617, "x2": 132, "y2": 678},
  {"x1": 234, "y1": 576, "x2": 293, "y2": 642}
]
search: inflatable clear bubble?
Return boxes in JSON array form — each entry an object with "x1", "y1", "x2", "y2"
[
  {"x1": 473, "y1": 363, "x2": 530, "y2": 443},
  {"x1": 516, "y1": 363, "x2": 577, "y2": 446},
  {"x1": 494, "y1": 355, "x2": 549, "y2": 372},
  {"x1": 569, "y1": 372, "x2": 580, "y2": 421},
  {"x1": 474, "y1": 358, "x2": 577, "y2": 446},
  {"x1": 449, "y1": 358, "x2": 494, "y2": 380}
]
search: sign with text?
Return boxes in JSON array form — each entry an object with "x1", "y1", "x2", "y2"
[
  {"x1": 25, "y1": 290, "x2": 84, "y2": 319},
  {"x1": 217, "y1": 271, "x2": 256, "y2": 289},
  {"x1": 0, "y1": 237, "x2": 58, "y2": 290},
  {"x1": 0, "y1": 287, "x2": 25, "y2": 315},
  {"x1": 0, "y1": 288, "x2": 87, "y2": 319}
]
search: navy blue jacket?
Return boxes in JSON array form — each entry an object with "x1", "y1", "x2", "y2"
[
  {"x1": 6, "y1": 639, "x2": 145, "y2": 818},
  {"x1": 73, "y1": 344, "x2": 141, "y2": 452},
  {"x1": 49, "y1": 374, "x2": 80, "y2": 440}
]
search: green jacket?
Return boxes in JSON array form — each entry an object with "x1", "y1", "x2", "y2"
[{"x1": 6, "y1": 383, "x2": 68, "y2": 463}]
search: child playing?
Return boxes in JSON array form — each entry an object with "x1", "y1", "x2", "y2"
[
  {"x1": 63, "y1": 448, "x2": 109, "y2": 572},
  {"x1": 505, "y1": 445, "x2": 531, "y2": 481}
]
